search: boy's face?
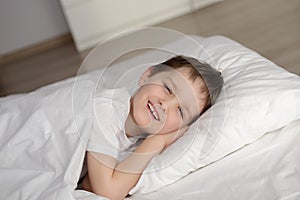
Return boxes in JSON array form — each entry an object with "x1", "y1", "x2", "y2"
[{"x1": 130, "y1": 66, "x2": 206, "y2": 135}]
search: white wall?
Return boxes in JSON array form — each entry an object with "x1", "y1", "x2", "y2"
[
  {"x1": 0, "y1": 0, "x2": 70, "y2": 55},
  {"x1": 60, "y1": 0, "x2": 219, "y2": 52}
]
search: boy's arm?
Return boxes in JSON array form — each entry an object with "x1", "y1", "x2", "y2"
[{"x1": 85, "y1": 127, "x2": 187, "y2": 200}]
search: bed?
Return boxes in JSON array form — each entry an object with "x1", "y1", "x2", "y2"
[{"x1": 1, "y1": 32, "x2": 299, "y2": 200}]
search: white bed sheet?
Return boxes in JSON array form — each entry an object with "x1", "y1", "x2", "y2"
[
  {"x1": 128, "y1": 119, "x2": 300, "y2": 200},
  {"x1": 0, "y1": 35, "x2": 299, "y2": 200}
]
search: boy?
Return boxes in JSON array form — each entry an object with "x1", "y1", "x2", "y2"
[{"x1": 81, "y1": 55, "x2": 223, "y2": 200}]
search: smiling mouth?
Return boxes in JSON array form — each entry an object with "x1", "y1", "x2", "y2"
[{"x1": 147, "y1": 100, "x2": 160, "y2": 121}]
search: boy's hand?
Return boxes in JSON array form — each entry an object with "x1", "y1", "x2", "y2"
[
  {"x1": 154, "y1": 126, "x2": 189, "y2": 149},
  {"x1": 85, "y1": 126, "x2": 188, "y2": 199}
]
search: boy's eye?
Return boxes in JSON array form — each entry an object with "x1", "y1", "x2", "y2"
[
  {"x1": 178, "y1": 107, "x2": 184, "y2": 118},
  {"x1": 164, "y1": 84, "x2": 172, "y2": 94}
]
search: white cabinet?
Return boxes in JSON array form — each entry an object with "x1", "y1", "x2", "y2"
[{"x1": 60, "y1": 0, "x2": 218, "y2": 52}]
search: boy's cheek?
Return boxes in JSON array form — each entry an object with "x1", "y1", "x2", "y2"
[{"x1": 158, "y1": 120, "x2": 181, "y2": 135}]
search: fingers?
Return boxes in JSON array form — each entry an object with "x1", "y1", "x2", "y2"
[
  {"x1": 175, "y1": 126, "x2": 189, "y2": 138},
  {"x1": 168, "y1": 126, "x2": 189, "y2": 145}
]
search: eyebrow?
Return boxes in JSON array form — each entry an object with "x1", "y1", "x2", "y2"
[{"x1": 168, "y1": 78, "x2": 192, "y2": 120}]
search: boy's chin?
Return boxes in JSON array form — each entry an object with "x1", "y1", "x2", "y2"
[{"x1": 140, "y1": 125, "x2": 166, "y2": 135}]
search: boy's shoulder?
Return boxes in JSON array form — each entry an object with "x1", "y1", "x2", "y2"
[
  {"x1": 94, "y1": 87, "x2": 131, "y2": 128},
  {"x1": 94, "y1": 87, "x2": 130, "y2": 104}
]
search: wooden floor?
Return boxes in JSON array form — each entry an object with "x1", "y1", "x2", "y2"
[{"x1": 1, "y1": 0, "x2": 299, "y2": 96}]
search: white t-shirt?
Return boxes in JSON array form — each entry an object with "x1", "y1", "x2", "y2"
[{"x1": 87, "y1": 88, "x2": 139, "y2": 161}]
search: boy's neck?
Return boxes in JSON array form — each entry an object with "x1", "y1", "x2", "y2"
[{"x1": 124, "y1": 114, "x2": 144, "y2": 138}]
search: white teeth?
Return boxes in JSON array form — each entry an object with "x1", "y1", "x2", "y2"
[{"x1": 148, "y1": 101, "x2": 159, "y2": 120}]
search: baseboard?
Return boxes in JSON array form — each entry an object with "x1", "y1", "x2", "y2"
[{"x1": 0, "y1": 33, "x2": 73, "y2": 65}]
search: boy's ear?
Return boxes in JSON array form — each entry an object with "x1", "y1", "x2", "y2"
[{"x1": 138, "y1": 66, "x2": 153, "y2": 86}]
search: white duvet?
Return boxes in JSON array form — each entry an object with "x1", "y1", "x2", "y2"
[{"x1": 0, "y1": 73, "x2": 102, "y2": 200}]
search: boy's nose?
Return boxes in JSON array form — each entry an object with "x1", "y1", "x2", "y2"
[{"x1": 160, "y1": 96, "x2": 178, "y2": 112}]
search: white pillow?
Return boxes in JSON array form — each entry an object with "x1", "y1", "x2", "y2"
[{"x1": 129, "y1": 35, "x2": 300, "y2": 194}]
